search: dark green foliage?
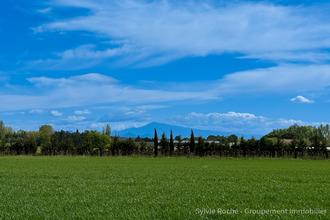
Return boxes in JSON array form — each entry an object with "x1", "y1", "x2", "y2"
[
  {"x1": 169, "y1": 130, "x2": 174, "y2": 156},
  {"x1": 160, "y1": 132, "x2": 169, "y2": 156},
  {"x1": 139, "y1": 140, "x2": 147, "y2": 154},
  {"x1": 0, "y1": 120, "x2": 329, "y2": 158},
  {"x1": 121, "y1": 138, "x2": 136, "y2": 156},
  {"x1": 154, "y1": 129, "x2": 158, "y2": 157},
  {"x1": 175, "y1": 135, "x2": 182, "y2": 155},
  {"x1": 195, "y1": 136, "x2": 204, "y2": 156},
  {"x1": 189, "y1": 129, "x2": 195, "y2": 153}
]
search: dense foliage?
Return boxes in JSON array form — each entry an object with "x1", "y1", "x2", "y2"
[{"x1": 0, "y1": 121, "x2": 329, "y2": 158}]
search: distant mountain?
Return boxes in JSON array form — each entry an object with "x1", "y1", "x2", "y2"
[{"x1": 114, "y1": 122, "x2": 260, "y2": 139}]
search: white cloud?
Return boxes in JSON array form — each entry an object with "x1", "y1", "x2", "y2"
[
  {"x1": 99, "y1": 107, "x2": 151, "y2": 122},
  {"x1": 29, "y1": 109, "x2": 45, "y2": 115},
  {"x1": 74, "y1": 110, "x2": 91, "y2": 115},
  {"x1": 171, "y1": 112, "x2": 266, "y2": 134},
  {"x1": 37, "y1": 7, "x2": 52, "y2": 14},
  {"x1": 30, "y1": 44, "x2": 133, "y2": 70},
  {"x1": 91, "y1": 121, "x2": 148, "y2": 132},
  {"x1": 290, "y1": 95, "x2": 314, "y2": 103},
  {"x1": 33, "y1": 1, "x2": 330, "y2": 66},
  {"x1": 68, "y1": 115, "x2": 86, "y2": 122},
  {"x1": 28, "y1": 73, "x2": 117, "y2": 87},
  {"x1": 170, "y1": 112, "x2": 329, "y2": 135},
  {"x1": 50, "y1": 110, "x2": 63, "y2": 117},
  {"x1": 0, "y1": 73, "x2": 216, "y2": 111},
  {"x1": 216, "y1": 64, "x2": 330, "y2": 94}
]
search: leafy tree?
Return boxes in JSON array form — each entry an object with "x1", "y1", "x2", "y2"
[
  {"x1": 111, "y1": 136, "x2": 120, "y2": 155},
  {"x1": 39, "y1": 125, "x2": 53, "y2": 145},
  {"x1": 195, "y1": 136, "x2": 205, "y2": 156},
  {"x1": 78, "y1": 131, "x2": 93, "y2": 155},
  {"x1": 39, "y1": 125, "x2": 54, "y2": 155},
  {"x1": 103, "y1": 124, "x2": 111, "y2": 137},
  {"x1": 227, "y1": 134, "x2": 238, "y2": 143},
  {"x1": 122, "y1": 138, "x2": 136, "y2": 156},
  {"x1": 139, "y1": 140, "x2": 147, "y2": 155}
]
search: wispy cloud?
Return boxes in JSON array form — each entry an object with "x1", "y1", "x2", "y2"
[
  {"x1": 32, "y1": 0, "x2": 330, "y2": 67},
  {"x1": 216, "y1": 64, "x2": 330, "y2": 94},
  {"x1": 74, "y1": 110, "x2": 91, "y2": 115},
  {"x1": 99, "y1": 107, "x2": 151, "y2": 122},
  {"x1": 290, "y1": 95, "x2": 314, "y2": 103},
  {"x1": 37, "y1": 7, "x2": 52, "y2": 14},
  {"x1": 29, "y1": 109, "x2": 45, "y2": 115},
  {"x1": 68, "y1": 115, "x2": 86, "y2": 122},
  {"x1": 0, "y1": 73, "x2": 217, "y2": 111},
  {"x1": 91, "y1": 121, "x2": 148, "y2": 132}
]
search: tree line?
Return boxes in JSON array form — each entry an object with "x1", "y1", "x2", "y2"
[{"x1": 0, "y1": 120, "x2": 329, "y2": 158}]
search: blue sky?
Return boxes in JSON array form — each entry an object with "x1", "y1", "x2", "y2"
[{"x1": 1, "y1": 0, "x2": 330, "y2": 136}]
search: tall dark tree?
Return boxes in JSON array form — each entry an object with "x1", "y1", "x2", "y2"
[
  {"x1": 195, "y1": 136, "x2": 205, "y2": 156},
  {"x1": 154, "y1": 129, "x2": 158, "y2": 157},
  {"x1": 175, "y1": 135, "x2": 182, "y2": 156},
  {"x1": 189, "y1": 129, "x2": 195, "y2": 154},
  {"x1": 169, "y1": 130, "x2": 174, "y2": 156},
  {"x1": 112, "y1": 136, "x2": 120, "y2": 155},
  {"x1": 160, "y1": 132, "x2": 169, "y2": 156}
]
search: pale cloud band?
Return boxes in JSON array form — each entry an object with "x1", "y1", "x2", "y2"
[
  {"x1": 0, "y1": 73, "x2": 217, "y2": 111},
  {"x1": 2, "y1": 63, "x2": 330, "y2": 112},
  {"x1": 33, "y1": 0, "x2": 330, "y2": 67}
]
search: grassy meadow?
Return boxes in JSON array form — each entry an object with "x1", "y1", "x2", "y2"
[{"x1": 0, "y1": 157, "x2": 329, "y2": 219}]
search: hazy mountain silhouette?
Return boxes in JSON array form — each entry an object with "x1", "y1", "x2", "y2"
[{"x1": 114, "y1": 122, "x2": 259, "y2": 138}]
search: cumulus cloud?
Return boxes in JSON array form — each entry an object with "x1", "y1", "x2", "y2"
[
  {"x1": 170, "y1": 112, "x2": 328, "y2": 135},
  {"x1": 50, "y1": 110, "x2": 63, "y2": 117},
  {"x1": 290, "y1": 95, "x2": 314, "y2": 103},
  {"x1": 33, "y1": 0, "x2": 330, "y2": 67}
]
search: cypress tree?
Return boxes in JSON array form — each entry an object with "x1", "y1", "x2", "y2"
[
  {"x1": 154, "y1": 129, "x2": 158, "y2": 156},
  {"x1": 169, "y1": 129, "x2": 174, "y2": 156},
  {"x1": 190, "y1": 129, "x2": 195, "y2": 154}
]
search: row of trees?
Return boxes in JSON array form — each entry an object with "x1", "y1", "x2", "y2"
[
  {"x1": 152, "y1": 127, "x2": 329, "y2": 158},
  {"x1": 0, "y1": 120, "x2": 329, "y2": 158}
]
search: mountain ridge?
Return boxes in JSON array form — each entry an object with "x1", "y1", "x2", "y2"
[{"x1": 113, "y1": 122, "x2": 260, "y2": 139}]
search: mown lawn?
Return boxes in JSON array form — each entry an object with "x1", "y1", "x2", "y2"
[{"x1": 0, "y1": 157, "x2": 329, "y2": 219}]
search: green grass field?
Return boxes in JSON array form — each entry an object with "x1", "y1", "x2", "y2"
[{"x1": 0, "y1": 157, "x2": 329, "y2": 219}]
